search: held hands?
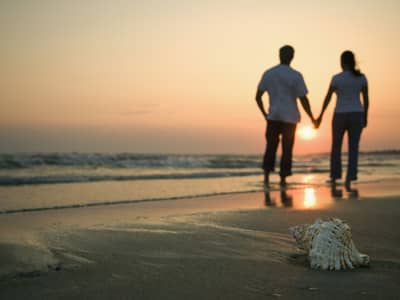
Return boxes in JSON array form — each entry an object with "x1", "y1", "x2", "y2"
[{"x1": 312, "y1": 115, "x2": 322, "y2": 129}]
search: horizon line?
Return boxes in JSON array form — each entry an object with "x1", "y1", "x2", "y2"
[{"x1": 1, "y1": 149, "x2": 400, "y2": 157}]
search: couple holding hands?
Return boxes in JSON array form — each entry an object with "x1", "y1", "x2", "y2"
[{"x1": 256, "y1": 45, "x2": 369, "y2": 191}]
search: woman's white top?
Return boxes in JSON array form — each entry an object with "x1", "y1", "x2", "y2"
[{"x1": 330, "y1": 70, "x2": 368, "y2": 113}]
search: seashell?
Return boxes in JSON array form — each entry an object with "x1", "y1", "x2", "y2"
[{"x1": 289, "y1": 218, "x2": 369, "y2": 271}]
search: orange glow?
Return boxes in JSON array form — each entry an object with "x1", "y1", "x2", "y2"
[
  {"x1": 303, "y1": 188, "x2": 317, "y2": 208},
  {"x1": 0, "y1": 1, "x2": 399, "y2": 153},
  {"x1": 298, "y1": 126, "x2": 317, "y2": 140},
  {"x1": 301, "y1": 175, "x2": 316, "y2": 184}
]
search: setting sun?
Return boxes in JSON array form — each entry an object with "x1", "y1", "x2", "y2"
[{"x1": 298, "y1": 126, "x2": 317, "y2": 140}]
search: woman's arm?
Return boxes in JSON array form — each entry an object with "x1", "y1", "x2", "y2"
[
  {"x1": 361, "y1": 84, "x2": 369, "y2": 128},
  {"x1": 316, "y1": 86, "x2": 335, "y2": 127}
]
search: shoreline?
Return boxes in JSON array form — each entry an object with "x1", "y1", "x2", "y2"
[
  {"x1": 2, "y1": 177, "x2": 400, "y2": 215},
  {"x1": 1, "y1": 181, "x2": 400, "y2": 299}
]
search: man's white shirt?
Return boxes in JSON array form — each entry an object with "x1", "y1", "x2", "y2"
[{"x1": 257, "y1": 64, "x2": 308, "y2": 124}]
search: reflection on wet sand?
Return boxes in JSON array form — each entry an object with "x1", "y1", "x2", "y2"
[
  {"x1": 264, "y1": 184, "x2": 359, "y2": 209},
  {"x1": 264, "y1": 190, "x2": 293, "y2": 207},
  {"x1": 331, "y1": 184, "x2": 359, "y2": 199},
  {"x1": 304, "y1": 188, "x2": 316, "y2": 208},
  {"x1": 331, "y1": 184, "x2": 344, "y2": 198}
]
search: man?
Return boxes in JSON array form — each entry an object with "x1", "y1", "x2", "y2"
[{"x1": 255, "y1": 45, "x2": 315, "y2": 186}]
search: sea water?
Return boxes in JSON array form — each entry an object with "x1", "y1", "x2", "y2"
[{"x1": 0, "y1": 151, "x2": 399, "y2": 213}]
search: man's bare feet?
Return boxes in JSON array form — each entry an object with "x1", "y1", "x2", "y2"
[
  {"x1": 264, "y1": 171, "x2": 270, "y2": 187},
  {"x1": 326, "y1": 179, "x2": 337, "y2": 186},
  {"x1": 345, "y1": 180, "x2": 351, "y2": 192}
]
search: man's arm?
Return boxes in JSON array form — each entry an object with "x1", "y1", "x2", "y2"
[
  {"x1": 299, "y1": 95, "x2": 315, "y2": 123},
  {"x1": 361, "y1": 84, "x2": 369, "y2": 128},
  {"x1": 255, "y1": 90, "x2": 268, "y2": 120}
]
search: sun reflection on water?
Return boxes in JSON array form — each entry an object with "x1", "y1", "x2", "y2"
[
  {"x1": 263, "y1": 185, "x2": 342, "y2": 210},
  {"x1": 303, "y1": 188, "x2": 317, "y2": 208},
  {"x1": 301, "y1": 175, "x2": 315, "y2": 184}
]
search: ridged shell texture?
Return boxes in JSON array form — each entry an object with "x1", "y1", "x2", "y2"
[{"x1": 290, "y1": 218, "x2": 369, "y2": 271}]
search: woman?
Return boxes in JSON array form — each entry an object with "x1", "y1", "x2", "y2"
[{"x1": 315, "y1": 50, "x2": 369, "y2": 191}]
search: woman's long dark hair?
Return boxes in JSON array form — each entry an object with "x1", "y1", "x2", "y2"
[{"x1": 341, "y1": 51, "x2": 362, "y2": 77}]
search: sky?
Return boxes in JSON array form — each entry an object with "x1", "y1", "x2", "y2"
[{"x1": 1, "y1": 0, "x2": 400, "y2": 154}]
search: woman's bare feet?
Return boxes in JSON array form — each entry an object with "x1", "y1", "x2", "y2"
[{"x1": 344, "y1": 179, "x2": 359, "y2": 197}]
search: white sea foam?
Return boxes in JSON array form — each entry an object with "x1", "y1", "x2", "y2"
[
  {"x1": 0, "y1": 152, "x2": 399, "y2": 213},
  {"x1": 1, "y1": 151, "x2": 398, "y2": 186}
]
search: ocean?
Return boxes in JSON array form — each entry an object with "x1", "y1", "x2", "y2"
[{"x1": 1, "y1": 151, "x2": 400, "y2": 213}]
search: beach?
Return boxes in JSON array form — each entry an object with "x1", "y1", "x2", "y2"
[
  {"x1": 1, "y1": 181, "x2": 400, "y2": 300},
  {"x1": 2, "y1": 0, "x2": 400, "y2": 299}
]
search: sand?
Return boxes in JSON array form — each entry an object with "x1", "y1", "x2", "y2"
[{"x1": 0, "y1": 182, "x2": 400, "y2": 299}]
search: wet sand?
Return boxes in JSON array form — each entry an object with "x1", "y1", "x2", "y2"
[{"x1": 1, "y1": 181, "x2": 400, "y2": 299}]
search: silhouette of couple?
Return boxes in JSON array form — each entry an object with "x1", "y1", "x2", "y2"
[{"x1": 256, "y1": 45, "x2": 369, "y2": 191}]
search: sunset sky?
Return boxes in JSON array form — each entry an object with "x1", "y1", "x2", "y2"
[{"x1": 1, "y1": 0, "x2": 399, "y2": 154}]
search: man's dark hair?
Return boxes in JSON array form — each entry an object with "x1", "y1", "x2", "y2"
[{"x1": 279, "y1": 45, "x2": 294, "y2": 64}]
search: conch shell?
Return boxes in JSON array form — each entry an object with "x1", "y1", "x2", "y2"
[{"x1": 289, "y1": 218, "x2": 369, "y2": 271}]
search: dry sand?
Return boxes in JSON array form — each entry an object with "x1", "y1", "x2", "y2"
[{"x1": 0, "y1": 182, "x2": 400, "y2": 299}]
